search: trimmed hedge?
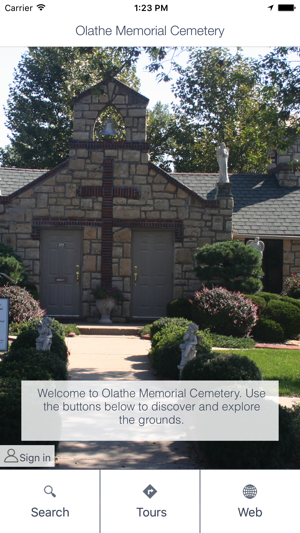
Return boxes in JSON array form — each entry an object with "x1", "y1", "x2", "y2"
[
  {"x1": 181, "y1": 353, "x2": 262, "y2": 381},
  {"x1": 258, "y1": 292, "x2": 281, "y2": 302},
  {"x1": 198, "y1": 406, "x2": 296, "y2": 468},
  {"x1": 263, "y1": 300, "x2": 300, "y2": 339},
  {"x1": 149, "y1": 317, "x2": 192, "y2": 340},
  {"x1": 10, "y1": 328, "x2": 68, "y2": 362},
  {"x1": 149, "y1": 319, "x2": 212, "y2": 379},
  {"x1": 0, "y1": 349, "x2": 68, "y2": 381},
  {"x1": 252, "y1": 318, "x2": 285, "y2": 343},
  {"x1": 244, "y1": 294, "x2": 267, "y2": 314}
]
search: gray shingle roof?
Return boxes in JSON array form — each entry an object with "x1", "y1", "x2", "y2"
[
  {"x1": 171, "y1": 173, "x2": 300, "y2": 237},
  {"x1": 0, "y1": 168, "x2": 47, "y2": 196},
  {"x1": 1, "y1": 166, "x2": 300, "y2": 238}
]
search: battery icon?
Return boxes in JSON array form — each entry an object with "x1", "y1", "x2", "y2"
[{"x1": 278, "y1": 4, "x2": 296, "y2": 9}]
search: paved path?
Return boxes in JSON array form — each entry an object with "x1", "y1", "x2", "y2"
[{"x1": 56, "y1": 335, "x2": 199, "y2": 469}]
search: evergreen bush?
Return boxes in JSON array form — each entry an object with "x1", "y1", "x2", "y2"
[
  {"x1": 244, "y1": 294, "x2": 267, "y2": 314},
  {"x1": 199, "y1": 406, "x2": 296, "y2": 468},
  {"x1": 149, "y1": 319, "x2": 212, "y2": 379},
  {"x1": 0, "y1": 242, "x2": 27, "y2": 286},
  {"x1": 182, "y1": 353, "x2": 262, "y2": 381},
  {"x1": 149, "y1": 317, "x2": 192, "y2": 340},
  {"x1": 0, "y1": 349, "x2": 68, "y2": 380},
  {"x1": 263, "y1": 300, "x2": 300, "y2": 338},
  {"x1": 252, "y1": 318, "x2": 285, "y2": 343},
  {"x1": 258, "y1": 292, "x2": 281, "y2": 302},
  {"x1": 194, "y1": 240, "x2": 263, "y2": 294},
  {"x1": 10, "y1": 329, "x2": 68, "y2": 362}
]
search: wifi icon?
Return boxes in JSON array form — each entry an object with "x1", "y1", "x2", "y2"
[{"x1": 37, "y1": 4, "x2": 45, "y2": 10}]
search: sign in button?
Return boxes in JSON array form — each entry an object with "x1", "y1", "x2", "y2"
[{"x1": 0, "y1": 445, "x2": 55, "y2": 467}]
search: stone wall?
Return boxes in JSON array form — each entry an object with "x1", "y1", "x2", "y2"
[
  {"x1": 0, "y1": 78, "x2": 233, "y2": 320},
  {"x1": 283, "y1": 239, "x2": 300, "y2": 279}
]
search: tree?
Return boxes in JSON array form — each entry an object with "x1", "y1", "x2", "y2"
[
  {"x1": 194, "y1": 240, "x2": 264, "y2": 294},
  {"x1": 0, "y1": 47, "x2": 170, "y2": 169},
  {"x1": 167, "y1": 47, "x2": 300, "y2": 173},
  {"x1": 147, "y1": 102, "x2": 177, "y2": 171}
]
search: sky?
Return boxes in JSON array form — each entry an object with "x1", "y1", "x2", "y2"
[{"x1": 0, "y1": 46, "x2": 293, "y2": 150}]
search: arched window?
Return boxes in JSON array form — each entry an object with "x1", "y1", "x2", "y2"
[{"x1": 93, "y1": 105, "x2": 126, "y2": 141}]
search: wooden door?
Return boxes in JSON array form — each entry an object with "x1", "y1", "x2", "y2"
[
  {"x1": 132, "y1": 231, "x2": 174, "y2": 318},
  {"x1": 40, "y1": 229, "x2": 82, "y2": 316}
]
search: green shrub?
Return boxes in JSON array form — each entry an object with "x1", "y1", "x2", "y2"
[
  {"x1": 62, "y1": 323, "x2": 81, "y2": 336},
  {"x1": 0, "y1": 349, "x2": 68, "y2": 380},
  {"x1": 149, "y1": 321, "x2": 212, "y2": 379},
  {"x1": 258, "y1": 292, "x2": 281, "y2": 302},
  {"x1": 192, "y1": 287, "x2": 258, "y2": 337},
  {"x1": 209, "y1": 333, "x2": 256, "y2": 349},
  {"x1": 166, "y1": 298, "x2": 193, "y2": 320},
  {"x1": 182, "y1": 353, "x2": 262, "y2": 381},
  {"x1": 149, "y1": 317, "x2": 192, "y2": 340},
  {"x1": 263, "y1": 300, "x2": 300, "y2": 338},
  {"x1": 10, "y1": 329, "x2": 68, "y2": 362},
  {"x1": 252, "y1": 318, "x2": 285, "y2": 343},
  {"x1": 139, "y1": 323, "x2": 152, "y2": 337},
  {"x1": 194, "y1": 240, "x2": 264, "y2": 294},
  {"x1": 0, "y1": 379, "x2": 22, "y2": 445},
  {"x1": 198, "y1": 406, "x2": 296, "y2": 468},
  {"x1": 0, "y1": 242, "x2": 27, "y2": 286},
  {"x1": 281, "y1": 296, "x2": 300, "y2": 310},
  {"x1": 244, "y1": 294, "x2": 267, "y2": 314}
]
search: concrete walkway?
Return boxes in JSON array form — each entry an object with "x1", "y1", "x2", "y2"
[{"x1": 56, "y1": 335, "x2": 200, "y2": 469}]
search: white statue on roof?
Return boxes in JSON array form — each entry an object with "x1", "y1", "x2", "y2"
[
  {"x1": 246, "y1": 236, "x2": 265, "y2": 257},
  {"x1": 216, "y1": 142, "x2": 230, "y2": 183}
]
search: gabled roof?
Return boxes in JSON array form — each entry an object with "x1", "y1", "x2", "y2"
[
  {"x1": 73, "y1": 76, "x2": 149, "y2": 106},
  {"x1": 173, "y1": 172, "x2": 300, "y2": 237},
  {"x1": 0, "y1": 167, "x2": 47, "y2": 196}
]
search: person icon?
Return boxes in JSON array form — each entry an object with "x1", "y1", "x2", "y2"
[{"x1": 4, "y1": 449, "x2": 18, "y2": 463}]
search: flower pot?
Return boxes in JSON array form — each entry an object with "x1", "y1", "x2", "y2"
[{"x1": 95, "y1": 298, "x2": 115, "y2": 324}]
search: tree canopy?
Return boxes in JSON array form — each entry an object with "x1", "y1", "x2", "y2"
[
  {"x1": 150, "y1": 47, "x2": 300, "y2": 173},
  {"x1": 0, "y1": 46, "x2": 168, "y2": 169}
]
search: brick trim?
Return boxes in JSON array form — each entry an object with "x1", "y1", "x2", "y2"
[
  {"x1": 32, "y1": 217, "x2": 103, "y2": 239},
  {"x1": 69, "y1": 141, "x2": 149, "y2": 151},
  {"x1": 77, "y1": 185, "x2": 140, "y2": 199},
  {"x1": 114, "y1": 219, "x2": 183, "y2": 243}
]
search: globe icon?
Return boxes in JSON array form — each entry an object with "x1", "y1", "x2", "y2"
[{"x1": 243, "y1": 485, "x2": 257, "y2": 499}]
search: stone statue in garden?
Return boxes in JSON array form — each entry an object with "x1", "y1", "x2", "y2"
[
  {"x1": 246, "y1": 236, "x2": 265, "y2": 257},
  {"x1": 36, "y1": 316, "x2": 53, "y2": 351},
  {"x1": 179, "y1": 323, "x2": 201, "y2": 367},
  {"x1": 216, "y1": 142, "x2": 230, "y2": 183}
]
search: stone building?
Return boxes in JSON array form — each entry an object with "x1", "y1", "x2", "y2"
[
  {"x1": 0, "y1": 78, "x2": 232, "y2": 320},
  {"x1": 1, "y1": 77, "x2": 300, "y2": 319}
]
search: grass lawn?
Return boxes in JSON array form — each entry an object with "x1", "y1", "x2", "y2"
[{"x1": 214, "y1": 348, "x2": 300, "y2": 397}]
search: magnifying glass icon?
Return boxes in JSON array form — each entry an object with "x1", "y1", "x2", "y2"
[{"x1": 44, "y1": 485, "x2": 56, "y2": 497}]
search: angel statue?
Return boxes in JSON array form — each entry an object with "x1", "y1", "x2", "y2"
[
  {"x1": 36, "y1": 316, "x2": 53, "y2": 351},
  {"x1": 246, "y1": 237, "x2": 265, "y2": 257},
  {"x1": 216, "y1": 142, "x2": 230, "y2": 183}
]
